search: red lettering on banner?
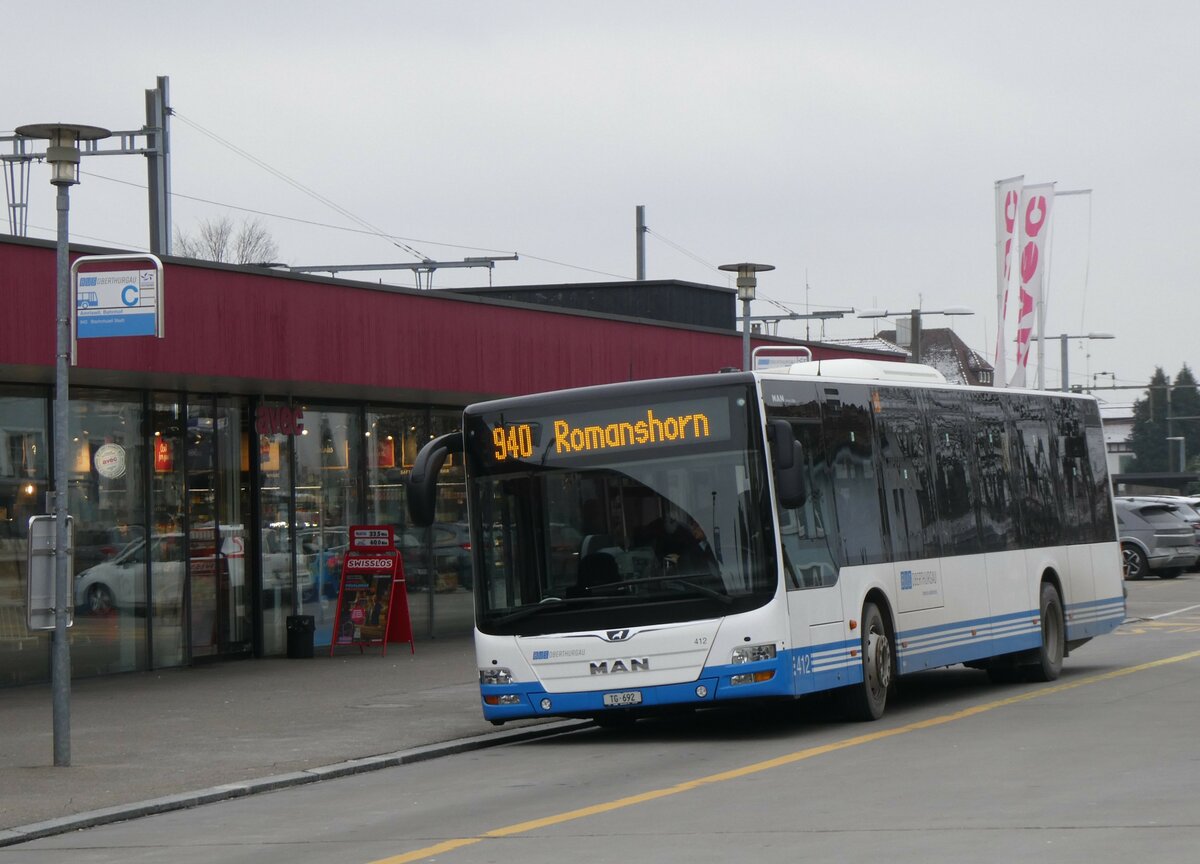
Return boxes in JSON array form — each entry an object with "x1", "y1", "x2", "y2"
[
  {"x1": 1003, "y1": 238, "x2": 1013, "y2": 280},
  {"x1": 1020, "y1": 241, "x2": 1040, "y2": 284},
  {"x1": 1024, "y1": 195, "x2": 1047, "y2": 237},
  {"x1": 1005, "y1": 189, "x2": 1019, "y2": 232},
  {"x1": 1017, "y1": 287, "x2": 1035, "y2": 320}
]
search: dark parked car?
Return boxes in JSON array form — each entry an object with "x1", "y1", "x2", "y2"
[
  {"x1": 432, "y1": 522, "x2": 473, "y2": 590},
  {"x1": 1115, "y1": 497, "x2": 1199, "y2": 580},
  {"x1": 395, "y1": 524, "x2": 473, "y2": 591}
]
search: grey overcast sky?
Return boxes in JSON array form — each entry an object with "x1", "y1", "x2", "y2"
[{"x1": 6, "y1": 1, "x2": 1197, "y2": 398}]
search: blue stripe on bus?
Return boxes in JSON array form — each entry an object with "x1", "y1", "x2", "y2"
[
  {"x1": 899, "y1": 608, "x2": 1034, "y2": 639},
  {"x1": 479, "y1": 596, "x2": 1127, "y2": 720}
]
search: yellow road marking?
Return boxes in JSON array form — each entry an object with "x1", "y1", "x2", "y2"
[
  {"x1": 369, "y1": 648, "x2": 1200, "y2": 864},
  {"x1": 1118, "y1": 618, "x2": 1200, "y2": 635}
]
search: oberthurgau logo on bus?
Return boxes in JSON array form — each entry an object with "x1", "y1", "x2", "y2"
[{"x1": 93, "y1": 443, "x2": 127, "y2": 479}]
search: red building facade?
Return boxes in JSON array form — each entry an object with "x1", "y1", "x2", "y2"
[{"x1": 0, "y1": 236, "x2": 888, "y2": 684}]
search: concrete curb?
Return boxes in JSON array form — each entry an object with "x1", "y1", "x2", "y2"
[{"x1": 0, "y1": 718, "x2": 591, "y2": 848}]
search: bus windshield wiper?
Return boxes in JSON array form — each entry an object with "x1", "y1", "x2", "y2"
[
  {"x1": 490, "y1": 595, "x2": 611, "y2": 626},
  {"x1": 586, "y1": 575, "x2": 734, "y2": 605}
]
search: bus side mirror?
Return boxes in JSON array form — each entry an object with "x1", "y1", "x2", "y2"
[
  {"x1": 768, "y1": 419, "x2": 807, "y2": 509},
  {"x1": 406, "y1": 431, "x2": 464, "y2": 527}
]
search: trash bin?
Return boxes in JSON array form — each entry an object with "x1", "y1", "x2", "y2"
[{"x1": 286, "y1": 614, "x2": 315, "y2": 659}]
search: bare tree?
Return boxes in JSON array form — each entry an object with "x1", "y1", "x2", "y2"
[{"x1": 174, "y1": 216, "x2": 279, "y2": 264}]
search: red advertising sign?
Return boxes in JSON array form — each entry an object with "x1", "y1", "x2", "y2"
[
  {"x1": 331, "y1": 526, "x2": 413, "y2": 655},
  {"x1": 349, "y1": 525, "x2": 394, "y2": 551}
]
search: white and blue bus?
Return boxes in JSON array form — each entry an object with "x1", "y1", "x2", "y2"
[{"x1": 407, "y1": 359, "x2": 1125, "y2": 724}]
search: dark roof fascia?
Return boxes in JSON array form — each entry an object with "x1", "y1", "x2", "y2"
[
  {"x1": 0, "y1": 234, "x2": 739, "y2": 335},
  {"x1": 451, "y1": 279, "x2": 735, "y2": 297}
]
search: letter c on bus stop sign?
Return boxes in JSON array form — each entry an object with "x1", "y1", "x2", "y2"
[{"x1": 121, "y1": 284, "x2": 139, "y2": 306}]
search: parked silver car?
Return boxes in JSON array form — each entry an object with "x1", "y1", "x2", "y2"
[{"x1": 1114, "y1": 497, "x2": 1199, "y2": 580}]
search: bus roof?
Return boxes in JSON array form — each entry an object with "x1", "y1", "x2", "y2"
[{"x1": 777, "y1": 358, "x2": 948, "y2": 384}]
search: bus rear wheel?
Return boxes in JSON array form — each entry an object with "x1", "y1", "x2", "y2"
[
  {"x1": 1029, "y1": 582, "x2": 1064, "y2": 683},
  {"x1": 841, "y1": 601, "x2": 892, "y2": 721}
]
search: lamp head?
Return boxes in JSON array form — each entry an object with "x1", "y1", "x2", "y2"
[
  {"x1": 719, "y1": 262, "x2": 775, "y2": 301},
  {"x1": 15, "y1": 123, "x2": 111, "y2": 186}
]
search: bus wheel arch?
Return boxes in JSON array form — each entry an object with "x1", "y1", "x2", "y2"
[{"x1": 841, "y1": 590, "x2": 896, "y2": 721}]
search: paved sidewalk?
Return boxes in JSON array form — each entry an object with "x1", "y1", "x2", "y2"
[{"x1": 0, "y1": 638, "x2": 573, "y2": 844}]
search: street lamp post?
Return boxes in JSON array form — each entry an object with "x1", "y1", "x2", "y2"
[
  {"x1": 719, "y1": 262, "x2": 775, "y2": 371},
  {"x1": 16, "y1": 122, "x2": 111, "y2": 767},
  {"x1": 1028, "y1": 332, "x2": 1115, "y2": 391},
  {"x1": 857, "y1": 306, "x2": 974, "y2": 364}
]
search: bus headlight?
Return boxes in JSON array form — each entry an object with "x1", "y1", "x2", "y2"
[
  {"x1": 731, "y1": 643, "x2": 777, "y2": 664},
  {"x1": 483, "y1": 694, "x2": 523, "y2": 706},
  {"x1": 480, "y1": 667, "x2": 513, "y2": 685},
  {"x1": 731, "y1": 670, "x2": 776, "y2": 686}
]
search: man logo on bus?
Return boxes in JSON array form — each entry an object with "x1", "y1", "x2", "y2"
[
  {"x1": 605, "y1": 629, "x2": 632, "y2": 642},
  {"x1": 590, "y1": 658, "x2": 649, "y2": 675}
]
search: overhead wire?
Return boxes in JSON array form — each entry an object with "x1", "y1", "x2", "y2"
[
  {"x1": 79, "y1": 168, "x2": 632, "y2": 280},
  {"x1": 171, "y1": 110, "x2": 429, "y2": 262}
]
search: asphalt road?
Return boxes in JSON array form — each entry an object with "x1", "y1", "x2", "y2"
[{"x1": 6, "y1": 576, "x2": 1200, "y2": 864}]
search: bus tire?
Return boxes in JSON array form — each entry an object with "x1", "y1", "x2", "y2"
[
  {"x1": 842, "y1": 601, "x2": 892, "y2": 721},
  {"x1": 1029, "y1": 582, "x2": 1064, "y2": 683}
]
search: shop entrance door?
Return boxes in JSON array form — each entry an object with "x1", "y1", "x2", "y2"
[{"x1": 187, "y1": 397, "x2": 252, "y2": 659}]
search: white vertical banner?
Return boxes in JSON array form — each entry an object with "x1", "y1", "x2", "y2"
[
  {"x1": 993, "y1": 176, "x2": 1023, "y2": 387},
  {"x1": 1009, "y1": 182, "x2": 1055, "y2": 388}
]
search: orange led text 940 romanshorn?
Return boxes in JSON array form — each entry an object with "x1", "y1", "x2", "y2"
[{"x1": 553, "y1": 409, "x2": 712, "y2": 455}]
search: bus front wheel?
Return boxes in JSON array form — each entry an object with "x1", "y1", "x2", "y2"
[
  {"x1": 841, "y1": 601, "x2": 892, "y2": 721},
  {"x1": 1029, "y1": 582, "x2": 1064, "y2": 683}
]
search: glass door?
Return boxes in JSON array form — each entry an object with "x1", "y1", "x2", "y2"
[
  {"x1": 187, "y1": 397, "x2": 251, "y2": 659},
  {"x1": 292, "y1": 404, "x2": 361, "y2": 648}
]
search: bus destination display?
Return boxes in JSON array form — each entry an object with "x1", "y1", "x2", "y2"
[{"x1": 482, "y1": 395, "x2": 732, "y2": 465}]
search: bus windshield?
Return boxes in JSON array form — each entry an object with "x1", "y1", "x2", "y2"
[{"x1": 463, "y1": 380, "x2": 778, "y2": 636}]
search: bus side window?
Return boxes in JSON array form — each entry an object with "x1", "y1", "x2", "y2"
[
  {"x1": 874, "y1": 386, "x2": 939, "y2": 562},
  {"x1": 968, "y1": 391, "x2": 1020, "y2": 552},
  {"x1": 776, "y1": 443, "x2": 840, "y2": 590},
  {"x1": 763, "y1": 386, "x2": 843, "y2": 590},
  {"x1": 822, "y1": 385, "x2": 888, "y2": 566},
  {"x1": 926, "y1": 389, "x2": 982, "y2": 557}
]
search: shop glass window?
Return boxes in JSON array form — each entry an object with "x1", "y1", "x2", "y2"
[
  {"x1": 67, "y1": 391, "x2": 148, "y2": 677},
  {"x1": 429, "y1": 409, "x2": 471, "y2": 637},
  {"x1": 187, "y1": 397, "x2": 251, "y2": 659},
  {"x1": 364, "y1": 403, "x2": 427, "y2": 595},
  {"x1": 149, "y1": 395, "x2": 187, "y2": 668},
  {"x1": 257, "y1": 399, "x2": 296, "y2": 656},
  {"x1": 292, "y1": 404, "x2": 361, "y2": 649},
  {"x1": 0, "y1": 390, "x2": 49, "y2": 686}
]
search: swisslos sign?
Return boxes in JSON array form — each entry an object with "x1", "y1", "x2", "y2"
[{"x1": 345, "y1": 556, "x2": 395, "y2": 571}]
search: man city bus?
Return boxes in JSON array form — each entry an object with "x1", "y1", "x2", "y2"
[{"x1": 405, "y1": 359, "x2": 1125, "y2": 725}]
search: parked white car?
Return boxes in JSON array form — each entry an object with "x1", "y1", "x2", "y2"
[{"x1": 74, "y1": 529, "x2": 247, "y2": 614}]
